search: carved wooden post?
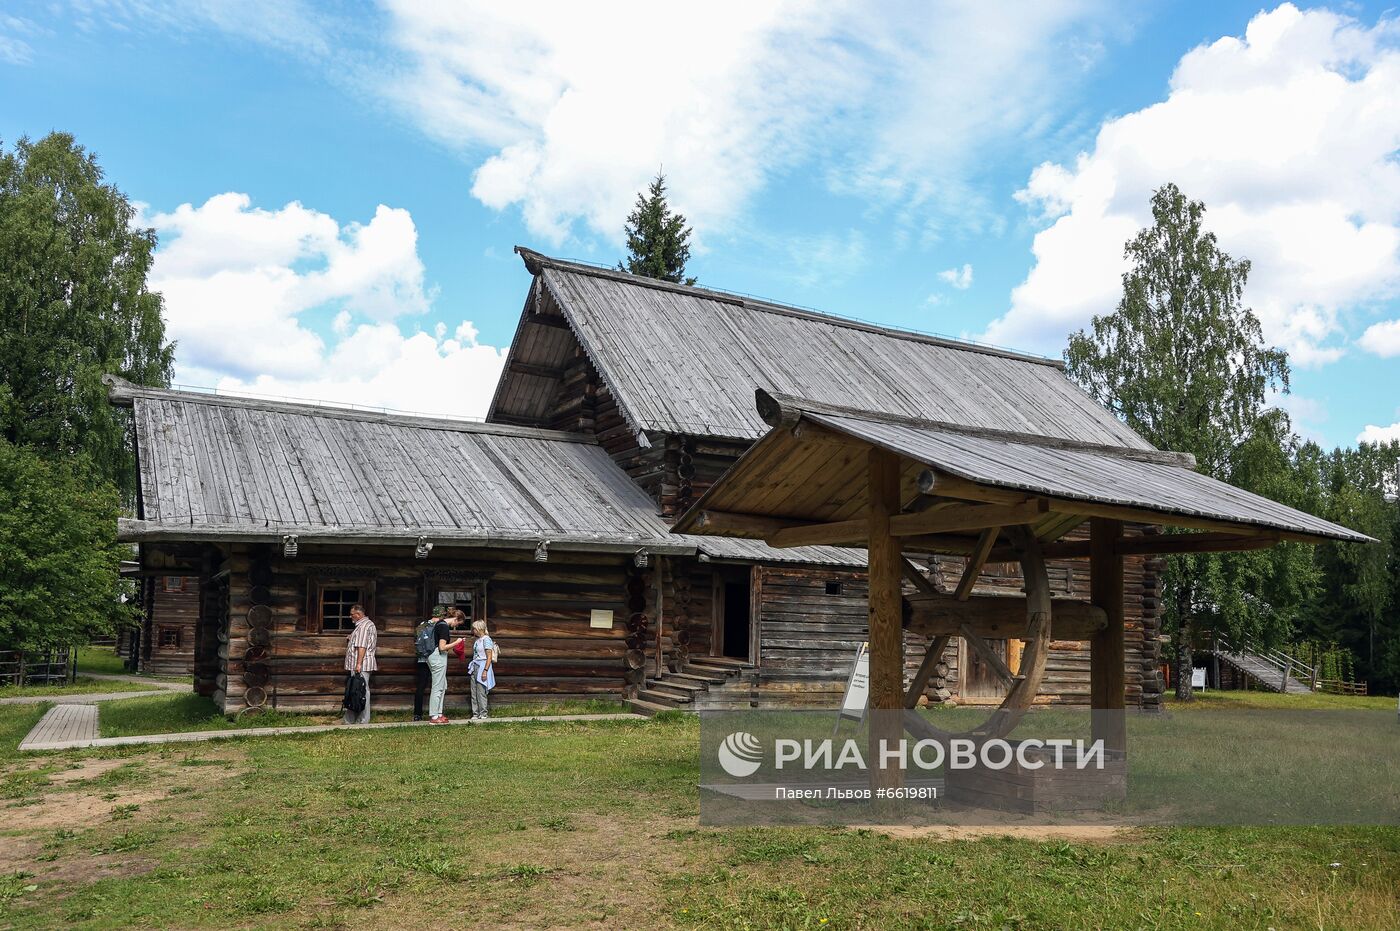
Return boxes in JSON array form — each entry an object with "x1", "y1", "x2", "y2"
[
  {"x1": 867, "y1": 447, "x2": 904, "y2": 789},
  {"x1": 1089, "y1": 518, "x2": 1126, "y2": 752}
]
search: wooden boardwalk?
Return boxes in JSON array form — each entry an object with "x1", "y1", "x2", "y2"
[
  {"x1": 19, "y1": 711, "x2": 646, "y2": 753},
  {"x1": 19, "y1": 704, "x2": 99, "y2": 751}
]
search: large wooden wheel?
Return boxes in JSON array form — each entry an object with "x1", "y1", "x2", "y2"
[{"x1": 902, "y1": 526, "x2": 1052, "y2": 743}]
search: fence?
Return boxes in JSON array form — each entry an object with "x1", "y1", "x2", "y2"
[
  {"x1": 0, "y1": 649, "x2": 76, "y2": 688},
  {"x1": 1316, "y1": 678, "x2": 1369, "y2": 696}
]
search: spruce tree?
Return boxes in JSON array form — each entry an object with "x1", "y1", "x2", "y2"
[{"x1": 618, "y1": 173, "x2": 696, "y2": 285}]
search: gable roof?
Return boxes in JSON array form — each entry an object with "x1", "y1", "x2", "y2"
[
  {"x1": 490, "y1": 248, "x2": 1153, "y2": 451},
  {"x1": 106, "y1": 377, "x2": 865, "y2": 566}
]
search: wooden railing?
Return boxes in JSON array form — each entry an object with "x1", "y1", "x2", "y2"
[
  {"x1": 0, "y1": 649, "x2": 76, "y2": 688},
  {"x1": 1215, "y1": 635, "x2": 1317, "y2": 692},
  {"x1": 1316, "y1": 678, "x2": 1368, "y2": 696}
]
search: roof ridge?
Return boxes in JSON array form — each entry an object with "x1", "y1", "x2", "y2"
[
  {"x1": 103, "y1": 375, "x2": 598, "y2": 445},
  {"x1": 514, "y1": 246, "x2": 1065, "y2": 370},
  {"x1": 756, "y1": 389, "x2": 1197, "y2": 469}
]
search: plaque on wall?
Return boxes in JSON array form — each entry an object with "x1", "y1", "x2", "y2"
[{"x1": 589, "y1": 609, "x2": 614, "y2": 629}]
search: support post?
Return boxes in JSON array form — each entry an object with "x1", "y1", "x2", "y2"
[
  {"x1": 1089, "y1": 518, "x2": 1127, "y2": 752},
  {"x1": 867, "y1": 447, "x2": 904, "y2": 789}
]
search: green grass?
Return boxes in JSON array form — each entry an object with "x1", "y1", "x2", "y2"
[
  {"x1": 1168, "y1": 687, "x2": 1396, "y2": 712},
  {"x1": 0, "y1": 677, "x2": 163, "y2": 699},
  {"x1": 0, "y1": 704, "x2": 50, "y2": 763},
  {"x1": 98, "y1": 692, "x2": 630, "y2": 738},
  {"x1": 74, "y1": 645, "x2": 185, "y2": 682},
  {"x1": 0, "y1": 693, "x2": 1396, "y2": 928},
  {"x1": 74, "y1": 646, "x2": 129, "y2": 676}
]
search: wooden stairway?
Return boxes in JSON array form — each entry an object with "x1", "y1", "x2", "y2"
[
  {"x1": 1211, "y1": 637, "x2": 1314, "y2": 694},
  {"x1": 626, "y1": 656, "x2": 756, "y2": 716}
]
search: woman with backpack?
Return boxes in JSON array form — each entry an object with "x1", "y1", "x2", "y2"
[
  {"x1": 427, "y1": 609, "x2": 465, "y2": 725},
  {"x1": 469, "y1": 619, "x2": 496, "y2": 721}
]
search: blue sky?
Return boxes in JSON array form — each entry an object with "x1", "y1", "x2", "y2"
[{"x1": 3, "y1": 1, "x2": 1398, "y2": 449}]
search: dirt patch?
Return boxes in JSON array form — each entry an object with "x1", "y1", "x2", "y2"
[
  {"x1": 48, "y1": 758, "x2": 129, "y2": 784},
  {"x1": 39, "y1": 851, "x2": 159, "y2": 886},
  {"x1": 0, "y1": 835, "x2": 42, "y2": 873},
  {"x1": 372, "y1": 811, "x2": 696, "y2": 931},
  {"x1": 4, "y1": 787, "x2": 174, "y2": 832}
]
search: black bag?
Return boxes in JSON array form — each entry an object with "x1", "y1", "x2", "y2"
[{"x1": 343, "y1": 672, "x2": 367, "y2": 714}]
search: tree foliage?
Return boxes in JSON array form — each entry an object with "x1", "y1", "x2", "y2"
[
  {"x1": 1299, "y1": 441, "x2": 1400, "y2": 692},
  {"x1": 618, "y1": 173, "x2": 696, "y2": 285},
  {"x1": 0, "y1": 132, "x2": 174, "y2": 497},
  {"x1": 1066, "y1": 183, "x2": 1298, "y2": 698},
  {"x1": 0, "y1": 438, "x2": 135, "y2": 651}
]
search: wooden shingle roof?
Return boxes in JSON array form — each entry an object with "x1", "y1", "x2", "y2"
[
  {"x1": 106, "y1": 377, "x2": 867, "y2": 565},
  {"x1": 490, "y1": 248, "x2": 1154, "y2": 450}
]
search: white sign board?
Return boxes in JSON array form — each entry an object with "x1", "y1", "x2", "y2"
[
  {"x1": 838, "y1": 642, "x2": 870, "y2": 721},
  {"x1": 1191, "y1": 666, "x2": 1207, "y2": 690},
  {"x1": 589, "y1": 609, "x2": 614, "y2": 630}
]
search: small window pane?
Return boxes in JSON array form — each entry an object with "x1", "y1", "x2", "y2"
[
  {"x1": 164, "y1": 576, "x2": 186, "y2": 593},
  {"x1": 157, "y1": 626, "x2": 181, "y2": 648},
  {"x1": 321, "y1": 587, "x2": 362, "y2": 631},
  {"x1": 825, "y1": 581, "x2": 843, "y2": 596}
]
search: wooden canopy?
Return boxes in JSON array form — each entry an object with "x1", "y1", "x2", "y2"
[
  {"x1": 674, "y1": 391, "x2": 1372, "y2": 788},
  {"x1": 673, "y1": 391, "x2": 1372, "y2": 550}
]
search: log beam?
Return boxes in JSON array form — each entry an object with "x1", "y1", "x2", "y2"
[
  {"x1": 1089, "y1": 518, "x2": 1127, "y2": 753},
  {"x1": 954, "y1": 527, "x2": 1000, "y2": 601},
  {"x1": 867, "y1": 446, "x2": 904, "y2": 790},
  {"x1": 690, "y1": 511, "x2": 807, "y2": 539},
  {"x1": 888, "y1": 499, "x2": 1047, "y2": 537},
  {"x1": 987, "y1": 529, "x2": 1282, "y2": 563},
  {"x1": 766, "y1": 499, "x2": 1047, "y2": 548},
  {"x1": 907, "y1": 594, "x2": 1106, "y2": 641},
  {"x1": 507, "y1": 361, "x2": 566, "y2": 379},
  {"x1": 768, "y1": 518, "x2": 868, "y2": 548}
]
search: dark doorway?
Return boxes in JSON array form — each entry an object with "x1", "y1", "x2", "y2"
[{"x1": 721, "y1": 580, "x2": 752, "y2": 660}]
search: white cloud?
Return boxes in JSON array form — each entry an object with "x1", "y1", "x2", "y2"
[
  {"x1": 938, "y1": 264, "x2": 974, "y2": 290},
  {"x1": 147, "y1": 194, "x2": 506, "y2": 418},
  {"x1": 378, "y1": 1, "x2": 1118, "y2": 244},
  {"x1": 1359, "y1": 319, "x2": 1400, "y2": 357},
  {"x1": 0, "y1": 13, "x2": 37, "y2": 64},
  {"x1": 208, "y1": 322, "x2": 507, "y2": 421},
  {"x1": 986, "y1": 4, "x2": 1400, "y2": 366},
  {"x1": 1358, "y1": 421, "x2": 1400, "y2": 444}
]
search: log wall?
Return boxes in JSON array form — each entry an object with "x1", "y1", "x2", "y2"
[
  {"x1": 214, "y1": 542, "x2": 637, "y2": 714},
  {"x1": 143, "y1": 578, "x2": 199, "y2": 676}
]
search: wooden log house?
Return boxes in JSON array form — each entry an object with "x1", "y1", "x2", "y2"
[{"x1": 115, "y1": 247, "x2": 1368, "y2": 715}]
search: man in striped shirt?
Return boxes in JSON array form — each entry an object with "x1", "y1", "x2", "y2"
[{"x1": 343, "y1": 604, "x2": 378, "y2": 724}]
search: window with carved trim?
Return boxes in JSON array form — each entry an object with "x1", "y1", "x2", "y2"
[
  {"x1": 163, "y1": 576, "x2": 188, "y2": 593},
  {"x1": 319, "y1": 585, "x2": 363, "y2": 632}
]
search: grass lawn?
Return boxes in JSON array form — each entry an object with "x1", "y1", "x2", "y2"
[
  {"x1": 0, "y1": 694, "x2": 1393, "y2": 929},
  {"x1": 0, "y1": 678, "x2": 165, "y2": 700},
  {"x1": 98, "y1": 693, "x2": 631, "y2": 738},
  {"x1": 74, "y1": 646, "x2": 186, "y2": 682},
  {"x1": 74, "y1": 647, "x2": 130, "y2": 677}
]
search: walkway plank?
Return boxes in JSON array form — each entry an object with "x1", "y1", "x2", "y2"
[{"x1": 20, "y1": 704, "x2": 99, "y2": 751}]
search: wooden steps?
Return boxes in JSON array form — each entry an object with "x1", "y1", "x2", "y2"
[
  {"x1": 628, "y1": 655, "x2": 759, "y2": 714},
  {"x1": 625, "y1": 698, "x2": 678, "y2": 717}
]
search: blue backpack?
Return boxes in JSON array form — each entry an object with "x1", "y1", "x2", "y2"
[{"x1": 415, "y1": 621, "x2": 438, "y2": 660}]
